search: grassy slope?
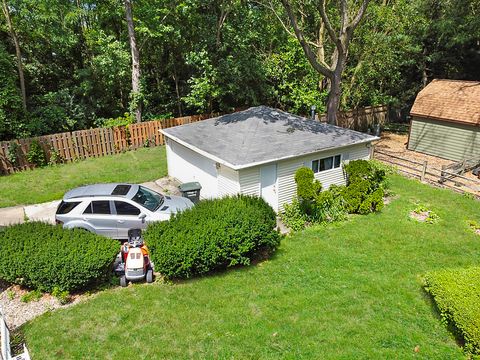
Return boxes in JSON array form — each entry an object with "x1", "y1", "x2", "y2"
[
  {"x1": 0, "y1": 147, "x2": 167, "y2": 207},
  {"x1": 22, "y1": 175, "x2": 480, "y2": 359}
]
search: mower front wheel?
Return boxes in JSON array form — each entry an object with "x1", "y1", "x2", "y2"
[
  {"x1": 120, "y1": 275, "x2": 127, "y2": 287},
  {"x1": 146, "y1": 269, "x2": 153, "y2": 283}
]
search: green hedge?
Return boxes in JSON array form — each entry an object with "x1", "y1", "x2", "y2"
[
  {"x1": 424, "y1": 267, "x2": 480, "y2": 355},
  {"x1": 0, "y1": 222, "x2": 119, "y2": 292},
  {"x1": 145, "y1": 195, "x2": 281, "y2": 279}
]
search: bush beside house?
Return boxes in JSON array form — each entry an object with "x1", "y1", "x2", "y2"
[
  {"x1": 424, "y1": 267, "x2": 480, "y2": 356},
  {"x1": 145, "y1": 195, "x2": 281, "y2": 279},
  {"x1": 0, "y1": 222, "x2": 119, "y2": 292},
  {"x1": 282, "y1": 160, "x2": 386, "y2": 230}
]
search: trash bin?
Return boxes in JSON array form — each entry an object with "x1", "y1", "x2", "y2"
[{"x1": 178, "y1": 182, "x2": 202, "y2": 203}]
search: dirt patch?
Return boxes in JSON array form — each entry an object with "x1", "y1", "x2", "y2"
[
  {"x1": 410, "y1": 210, "x2": 430, "y2": 222},
  {"x1": 375, "y1": 132, "x2": 480, "y2": 194},
  {"x1": 409, "y1": 205, "x2": 439, "y2": 224}
]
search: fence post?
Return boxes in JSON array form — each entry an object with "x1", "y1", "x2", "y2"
[
  {"x1": 369, "y1": 145, "x2": 375, "y2": 159},
  {"x1": 440, "y1": 165, "x2": 446, "y2": 183},
  {"x1": 421, "y1": 160, "x2": 428, "y2": 182}
]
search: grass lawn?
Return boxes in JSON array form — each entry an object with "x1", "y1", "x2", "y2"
[
  {"x1": 21, "y1": 175, "x2": 480, "y2": 359},
  {"x1": 0, "y1": 147, "x2": 166, "y2": 207}
]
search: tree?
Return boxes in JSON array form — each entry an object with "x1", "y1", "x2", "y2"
[
  {"x1": 124, "y1": 0, "x2": 142, "y2": 123},
  {"x1": 1, "y1": 0, "x2": 26, "y2": 111},
  {"x1": 274, "y1": 0, "x2": 369, "y2": 125}
]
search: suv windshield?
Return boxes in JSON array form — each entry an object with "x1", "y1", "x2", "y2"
[{"x1": 131, "y1": 186, "x2": 164, "y2": 211}]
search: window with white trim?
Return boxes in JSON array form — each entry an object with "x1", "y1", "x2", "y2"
[{"x1": 312, "y1": 154, "x2": 341, "y2": 173}]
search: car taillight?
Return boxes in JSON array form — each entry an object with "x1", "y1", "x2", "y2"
[{"x1": 55, "y1": 219, "x2": 63, "y2": 225}]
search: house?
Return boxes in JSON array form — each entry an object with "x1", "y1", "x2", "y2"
[
  {"x1": 408, "y1": 79, "x2": 480, "y2": 161},
  {"x1": 160, "y1": 106, "x2": 378, "y2": 212}
]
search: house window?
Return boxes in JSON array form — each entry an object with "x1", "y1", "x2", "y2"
[{"x1": 312, "y1": 154, "x2": 342, "y2": 173}]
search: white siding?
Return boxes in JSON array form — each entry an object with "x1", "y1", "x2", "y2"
[
  {"x1": 276, "y1": 143, "x2": 372, "y2": 212},
  {"x1": 239, "y1": 167, "x2": 260, "y2": 196},
  {"x1": 166, "y1": 139, "x2": 218, "y2": 198},
  {"x1": 218, "y1": 164, "x2": 240, "y2": 196},
  {"x1": 277, "y1": 158, "x2": 305, "y2": 212}
]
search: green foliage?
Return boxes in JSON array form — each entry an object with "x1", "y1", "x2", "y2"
[
  {"x1": 21, "y1": 289, "x2": 42, "y2": 303},
  {"x1": 343, "y1": 160, "x2": 386, "y2": 214},
  {"x1": 424, "y1": 267, "x2": 480, "y2": 356},
  {"x1": 26, "y1": 140, "x2": 47, "y2": 167},
  {"x1": 314, "y1": 186, "x2": 348, "y2": 223},
  {"x1": 280, "y1": 198, "x2": 308, "y2": 231},
  {"x1": 145, "y1": 195, "x2": 281, "y2": 279},
  {"x1": 412, "y1": 205, "x2": 439, "y2": 224},
  {"x1": 0, "y1": 43, "x2": 27, "y2": 140},
  {"x1": 6, "y1": 142, "x2": 20, "y2": 166},
  {"x1": 6, "y1": 289, "x2": 15, "y2": 300},
  {"x1": 294, "y1": 167, "x2": 321, "y2": 199},
  {"x1": 468, "y1": 220, "x2": 480, "y2": 234},
  {"x1": 0, "y1": 222, "x2": 119, "y2": 292},
  {"x1": 48, "y1": 146, "x2": 63, "y2": 165},
  {"x1": 52, "y1": 286, "x2": 70, "y2": 305},
  {"x1": 294, "y1": 167, "x2": 322, "y2": 216},
  {"x1": 95, "y1": 113, "x2": 135, "y2": 128},
  {"x1": 0, "y1": 0, "x2": 478, "y2": 141}
]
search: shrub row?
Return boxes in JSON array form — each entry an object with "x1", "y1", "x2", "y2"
[
  {"x1": 424, "y1": 267, "x2": 480, "y2": 355},
  {"x1": 0, "y1": 222, "x2": 119, "y2": 292},
  {"x1": 145, "y1": 195, "x2": 281, "y2": 279}
]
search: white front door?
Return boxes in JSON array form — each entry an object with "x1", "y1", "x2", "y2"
[{"x1": 260, "y1": 164, "x2": 277, "y2": 210}]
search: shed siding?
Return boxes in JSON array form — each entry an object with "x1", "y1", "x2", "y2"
[
  {"x1": 239, "y1": 167, "x2": 260, "y2": 196},
  {"x1": 408, "y1": 117, "x2": 480, "y2": 161},
  {"x1": 276, "y1": 143, "x2": 371, "y2": 212},
  {"x1": 218, "y1": 164, "x2": 240, "y2": 196},
  {"x1": 166, "y1": 139, "x2": 218, "y2": 198}
]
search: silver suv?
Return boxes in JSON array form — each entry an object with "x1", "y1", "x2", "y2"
[{"x1": 55, "y1": 183, "x2": 194, "y2": 239}]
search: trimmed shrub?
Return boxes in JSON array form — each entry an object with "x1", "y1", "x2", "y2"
[
  {"x1": 294, "y1": 167, "x2": 322, "y2": 201},
  {"x1": 145, "y1": 195, "x2": 281, "y2": 279},
  {"x1": 0, "y1": 222, "x2": 119, "y2": 292},
  {"x1": 343, "y1": 160, "x2": 385, "y2": 214},
  {"x1": 424, "y1": 267, "x2": 480, "y2": 355},
  {"x1": 294, "y1": 167, "x2": 322, "y2": 215}
]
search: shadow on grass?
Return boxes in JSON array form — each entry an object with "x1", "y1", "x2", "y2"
[
  {"x1": 166, "y1": 245, "x2": 287, "y2": 286},
  {"x1": 420, "y1": 286, "x2": 466, "y2": 351}
]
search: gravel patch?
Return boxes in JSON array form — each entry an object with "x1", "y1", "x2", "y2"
[{"x1": 0, "y1": 284, "x2": 83, "y2": 329}]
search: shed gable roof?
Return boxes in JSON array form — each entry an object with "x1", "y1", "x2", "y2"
[
  {"x1": 410, "y1": 79, "x2": 480, "y2": 126},
  {"x1": 161, "y1": 106, "x2": 377, "y2": 169}
]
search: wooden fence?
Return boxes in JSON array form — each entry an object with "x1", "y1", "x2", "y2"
[
  {"x1": 319, "y1": 105, "x2": 388, "y2": 131},
  {"x1": 0, "y1": 113, "x2": 221, "y2": 174},
  {"x1": 373, "y1": 148, "x2": 480, "y2": 197}
]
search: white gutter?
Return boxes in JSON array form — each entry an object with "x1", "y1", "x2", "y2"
[{"x1": 161, "y1": 128, "x2": 379, "y2": 171}]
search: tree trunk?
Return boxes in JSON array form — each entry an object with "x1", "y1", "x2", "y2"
[
  {"x1": 172, "y1": 67, "x2": 183, "y2": 116},
  {"x1": 2, "y1": 0, "x2": 27, "y2": 111},
  {"x1": 124, "y1": 0, "x2": 142, "y2": 123},
  {"x1": 326, "y1": 72, "x2": 342, "y2": 125}
]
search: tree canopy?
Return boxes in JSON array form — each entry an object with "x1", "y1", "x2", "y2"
[{"x1": 0, "y1": 0, "x2": 478, "y2": 140}]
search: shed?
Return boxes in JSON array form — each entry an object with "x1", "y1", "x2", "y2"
[
  {"x1": 408, "y1": 79, "x2": 480, "y2": 161},
  {"x1": 161, "y1": 106, "x2": 378, "y2": 212}
]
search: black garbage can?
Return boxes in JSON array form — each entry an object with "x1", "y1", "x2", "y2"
[{"x1": 178, "y1": 182, "x2": 202, "y2": 203}]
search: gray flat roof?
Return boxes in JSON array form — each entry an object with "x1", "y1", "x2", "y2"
[{"x1": 161, "y1": 106, "x2": 378, "y2": 169}]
